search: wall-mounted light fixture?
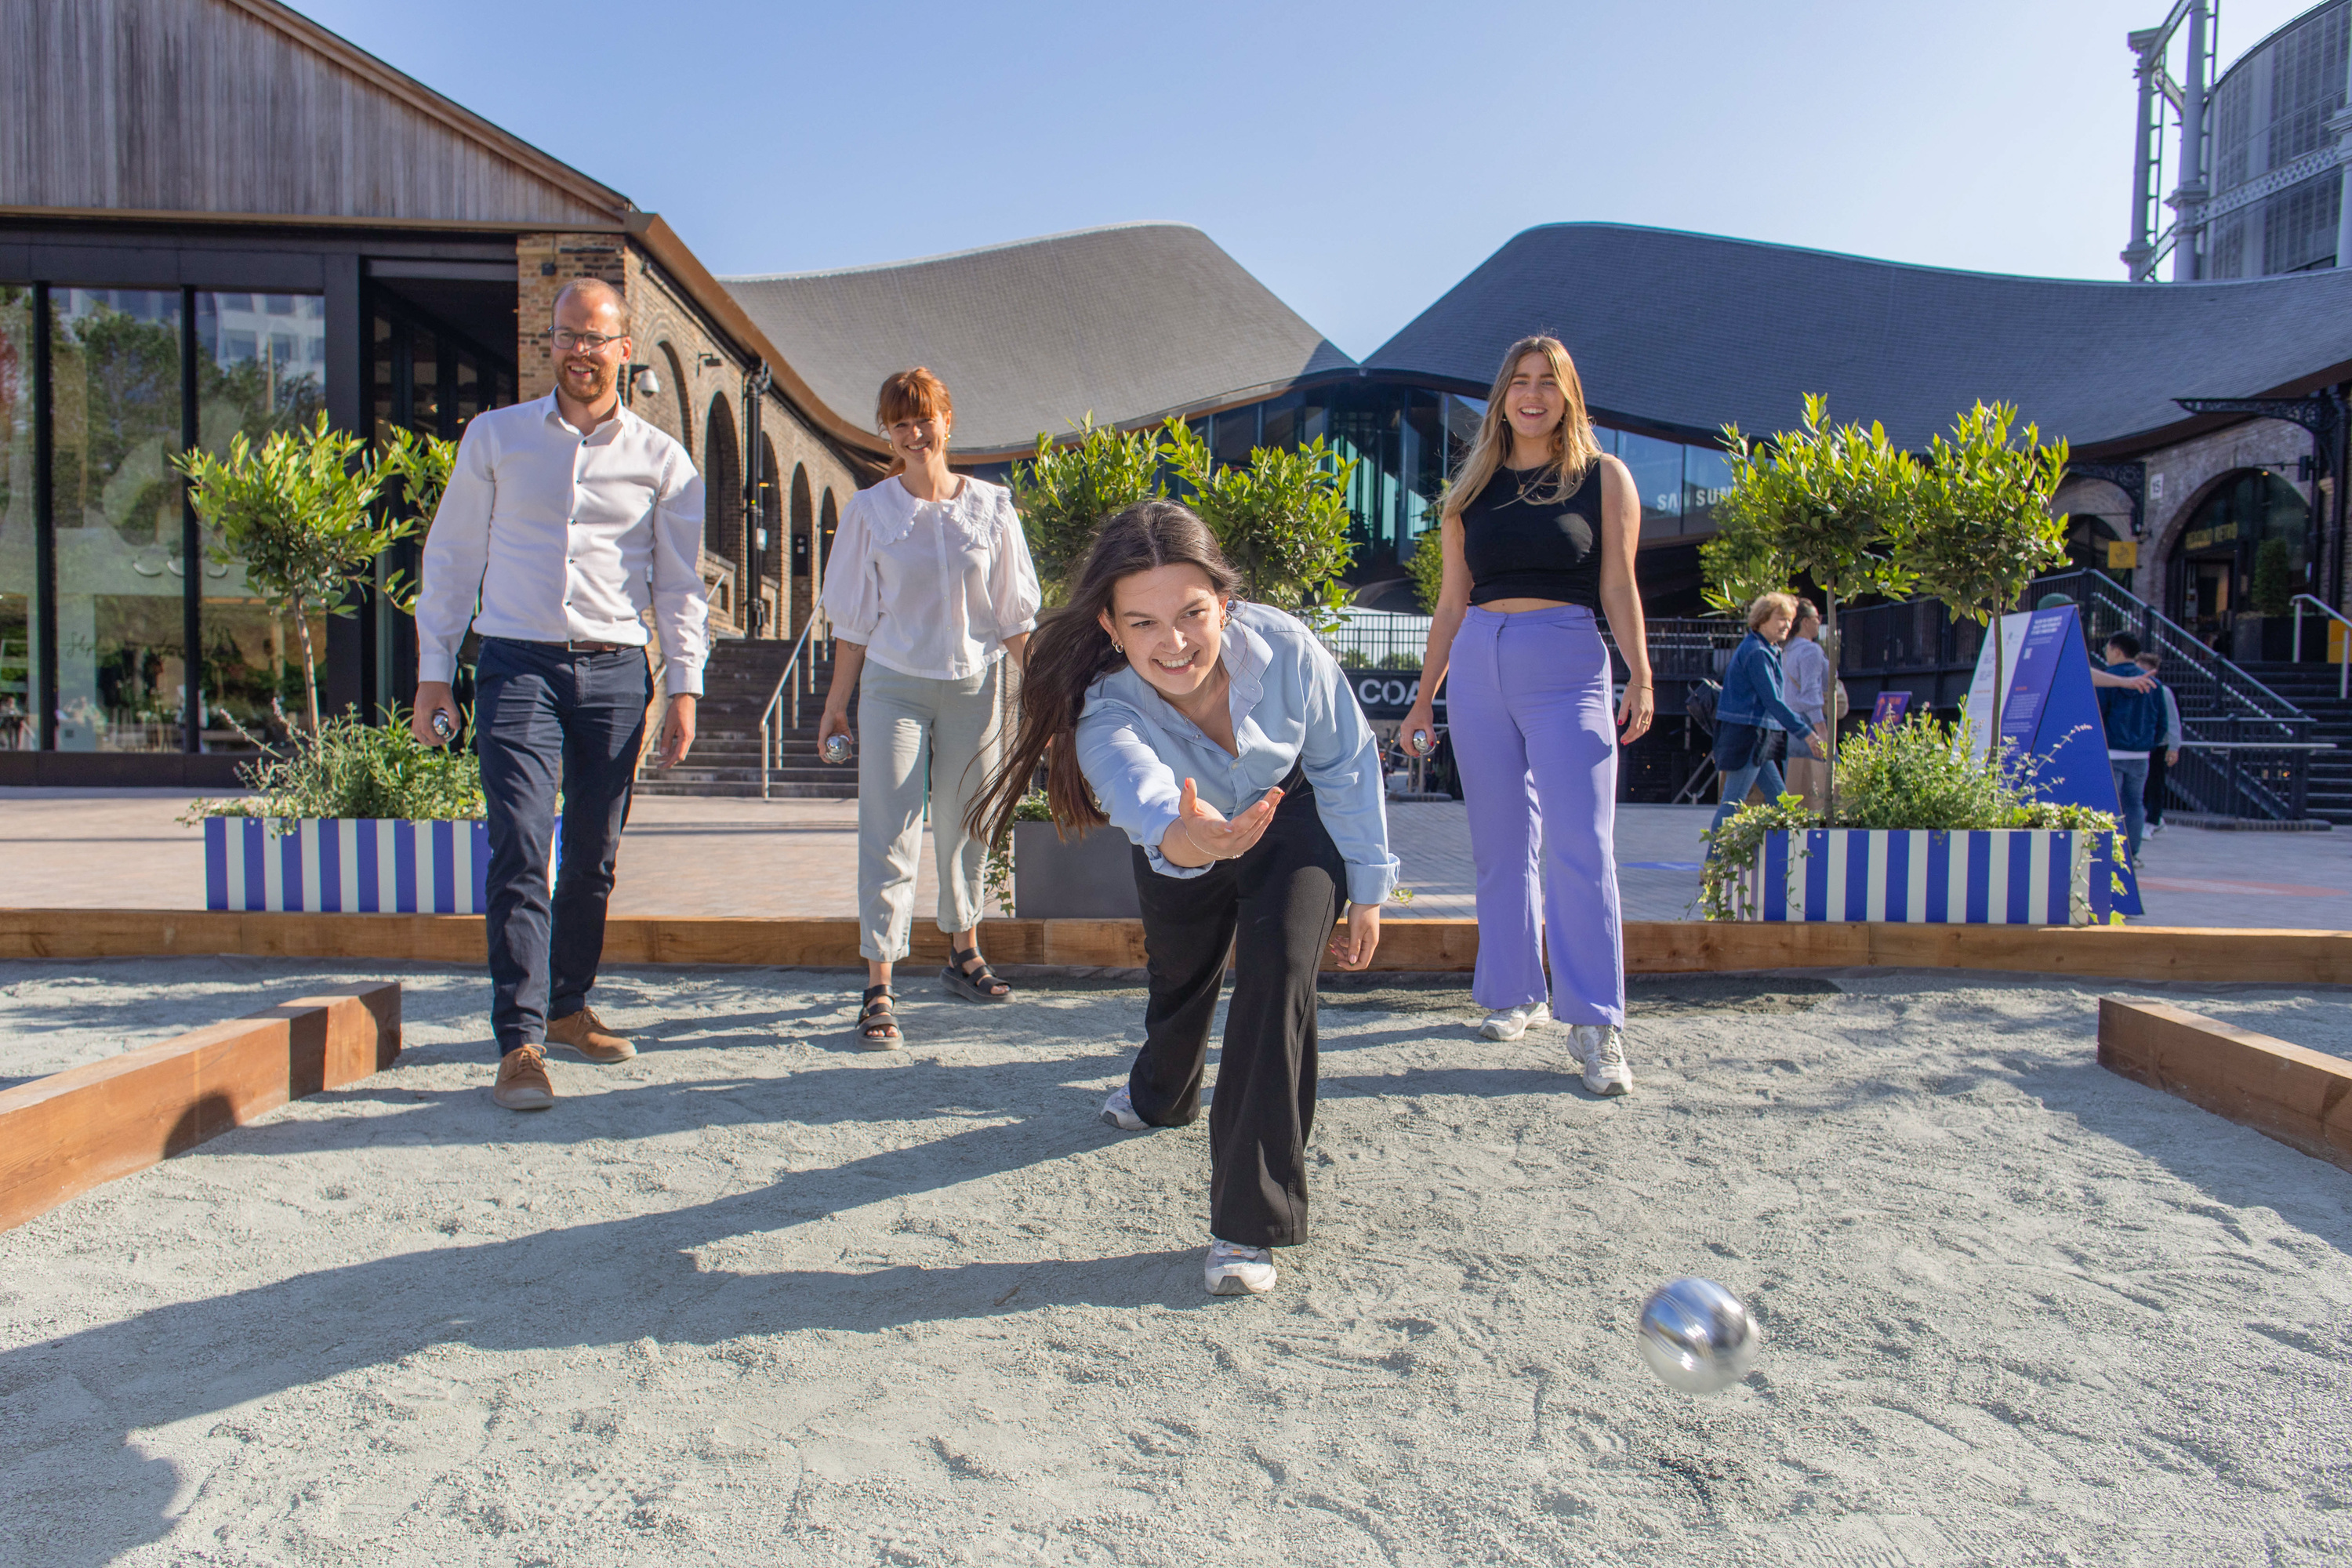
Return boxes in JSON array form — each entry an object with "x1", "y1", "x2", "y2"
[{"x1": 698, "y1": 352, "x2": 723, "y2": 369}]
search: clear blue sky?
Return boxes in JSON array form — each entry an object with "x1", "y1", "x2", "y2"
[{"x1": 295, "y1": 0, "x2": 2321, "y2": 359}]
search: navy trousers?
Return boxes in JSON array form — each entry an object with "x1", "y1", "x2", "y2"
[{"x1": 474, "y1": 637, "x2": 651, "y2": 1057}]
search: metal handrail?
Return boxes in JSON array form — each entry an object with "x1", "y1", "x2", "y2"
[
  {"x1": 2290, "y1": 594, "x2": 2352, "y2": 700},
  {"x1": 757, "y1": 619, "x2": 826, "y2": 801}
]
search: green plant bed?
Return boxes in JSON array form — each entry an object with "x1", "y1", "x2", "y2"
[{"x1": 1700, "y1": 716, "x2": 2118, "y2": 922}]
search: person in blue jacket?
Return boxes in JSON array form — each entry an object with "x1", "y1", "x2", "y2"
[
  {"x1": 2097, "y1": 631, "x2": 2165, "y2": 866},
  {"x1": 1708, "y1": 593, "x2": 1828, "y2": 842}
]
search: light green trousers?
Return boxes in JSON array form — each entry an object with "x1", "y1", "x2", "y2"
[{"x1": 855, "y1": 659, "x2": 1005, "y2": 963}]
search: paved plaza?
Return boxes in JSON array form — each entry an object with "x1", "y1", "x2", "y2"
[{"x1": 5, "y1": 789, "x2": 2352, "y2": 930}]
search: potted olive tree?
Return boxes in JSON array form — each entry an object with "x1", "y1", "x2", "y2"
[
  {"x1": 1702, "y1": 400, "x2": 2117, "y2": 926},
  {"x1": 176, "y1": 419, "x2": 509, "y2": 912}
]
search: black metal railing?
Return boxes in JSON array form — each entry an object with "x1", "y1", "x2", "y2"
[{"x1": 1836, "y1": 570, "x2": 2322, "y2": 821}]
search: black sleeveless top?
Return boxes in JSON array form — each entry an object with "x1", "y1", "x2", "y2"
[{"x1": 1459, "y1": 461, "x2": 1605, "y2": 610}]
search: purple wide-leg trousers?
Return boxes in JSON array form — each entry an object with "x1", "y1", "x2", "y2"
[{"x1": 1446, "y1": 605, "x2": 1625, "y2": 1025}]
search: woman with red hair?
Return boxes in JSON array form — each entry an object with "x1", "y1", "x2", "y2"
[{"x1": 818, "y1": 368, "x2": 1042, "y2": 1044}]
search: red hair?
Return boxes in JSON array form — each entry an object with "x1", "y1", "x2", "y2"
[{"x1": 877, "y1": 368, "x2": 953, "y2": 472}]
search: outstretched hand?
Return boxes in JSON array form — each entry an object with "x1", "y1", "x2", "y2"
[{"x1": 1163, "y1": 778, "x2": 1283, "y2": 866}]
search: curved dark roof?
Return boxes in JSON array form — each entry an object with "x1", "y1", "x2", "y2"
[
  {"x1": 722, "y1": 222, "x2": 1356, "y2": 459},
  {"x1": 1366, "y1": 223, "x2": 2352, "y2": 453}
]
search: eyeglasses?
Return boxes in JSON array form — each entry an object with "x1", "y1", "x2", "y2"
[{"x1": 550, "y1": 328, "x2": 624, "y2": 351}]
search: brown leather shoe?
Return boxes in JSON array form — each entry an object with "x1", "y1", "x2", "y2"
[
  {"x1": 492, "y1": 1044, "x2": 556, "y2": 1111},
  {"x1": 546, "y1": 1005, "x2": 635, "y2": 1063}
]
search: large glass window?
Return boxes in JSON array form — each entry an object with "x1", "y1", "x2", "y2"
[
  {"x1": 0, "y1": 287, "x2": 34, "y2": 750},
  {"x1": 50, "y1": 289, "x2": 184, "y2": 752},
  {"x1": 1682, "y1": 445, "x2": 1735, "y2": 536},
  {"x1": 1617, "y1": 431, "x2": 1685, "y2": 536},
  {"x1": 196, "y1": 291, "x2": 326, "y2": 748}
]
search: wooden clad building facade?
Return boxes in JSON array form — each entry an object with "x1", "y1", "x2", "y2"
[{"x1": 0, "y1": 0, "x2": 878, "y2": 782}]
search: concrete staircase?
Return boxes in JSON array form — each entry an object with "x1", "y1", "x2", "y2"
[
  {"x1": 2239, "y1": 662, "x2": 2352, "y2": 826},
  {"x1": 635, "y1": 637, "x2": 853, "y2": 799}
]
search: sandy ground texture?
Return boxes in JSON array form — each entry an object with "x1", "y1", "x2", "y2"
[{"x1": 4, "y1": 960, "x2": 2351, "y2": 1566}]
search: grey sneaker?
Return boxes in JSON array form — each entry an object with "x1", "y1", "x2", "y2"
[
  {"x1": 1204, "y1": 1237, "x2": 1276, "y2": 1296},
  {"x1": 1101, "y1": 1084, "x2": 1147, "y2": 1131},
  {"x1": 1480, "y1": 1001, "x2": 1550, "y2": 1041},
  {"x1": 1574, "y1": 1025, "x2": 1633, "y2": 1096}
]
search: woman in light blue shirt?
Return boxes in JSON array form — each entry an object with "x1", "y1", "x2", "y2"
[{"x1": 970, "y1": 501, "x2": 1396, "y2": 1298}]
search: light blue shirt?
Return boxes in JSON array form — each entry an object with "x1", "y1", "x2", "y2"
[{"x1": 1074, "y1": 602, "x2": 1399, "y2": 907}]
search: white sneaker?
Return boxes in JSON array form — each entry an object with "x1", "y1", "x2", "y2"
[
  {"x1": 1101, "y1": 1084, "x2": 1147, "y2": 1131},
  {"x1": 1574, "y1": 1025, "x2": 1634, "y2": 1096},
  {"x1": 1204, "y1": 1237, "x2": 1276, "y2": 1296},
  {"x1": 2145, "y1": 821, "x2": 2165, "y2": 839},
  {"x1": 1480, "y1": 1001, "x2": 1549, "y2": 1041}
]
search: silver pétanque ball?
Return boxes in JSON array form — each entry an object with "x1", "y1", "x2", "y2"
[{"x1": 1637, "y1": 1277, "x2": 1763, "y2": 1393}]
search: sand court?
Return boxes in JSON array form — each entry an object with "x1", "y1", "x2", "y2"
[{"x1": 4, "y1": 960, "x2": 2351, "y2": 1566}]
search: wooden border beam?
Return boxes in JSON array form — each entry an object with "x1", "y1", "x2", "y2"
[
  {"x1": 0, "y1": 983, "x2": 401, "y2": 1232},
  {"x1": 2097, "y1": 997, "x2": 2352, "y2": 1174},
  {"x1": 4, "y1": 912, "x2": 2352, "y2": 985}
]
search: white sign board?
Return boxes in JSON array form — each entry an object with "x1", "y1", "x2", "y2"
[{"x1": 1960, "y1": 610, "x2": 2039, "y2": 759}]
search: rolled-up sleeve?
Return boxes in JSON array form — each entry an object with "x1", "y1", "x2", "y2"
[
  {"x1": 1300, "y1": 644, "x2": 1401, "y2": 906},
  {"x1": 414, "y1": 417, "x2": 496, "y2": 685},
  {"x1": 818, "y1": 491, "x2": 882, "y2": 643},
  {"x1": 988, "y1": 493, "x2": 1042, "y2": 641},
  {"x1": 649, "y1": 448, "x2": 712, "y2": 696},
  {"x1": 1075, "y1": 706, "x2": 1207, "y2": 881}
]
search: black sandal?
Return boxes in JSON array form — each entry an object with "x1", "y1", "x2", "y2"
[
  {"x1": 856, "y1": 984, "x2": 902, "y2": 1047},
  {"x1": 942, "y1": 946, "x2": 1013, "y2": 1004}
]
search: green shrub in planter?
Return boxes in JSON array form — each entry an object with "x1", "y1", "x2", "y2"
[
  {"x1": 1700, "y1": 714, "x2": 2116, "y2": 921},
  {"x1": 184, "y1": 708, "x2": 485, "y2": 828}
]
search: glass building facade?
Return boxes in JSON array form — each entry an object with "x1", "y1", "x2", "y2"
[
  {"x1": 1123, "y1": 380, "x2": 1739, "y2": 597},
  {"x1": 0, "y1": 273, "x2": 515, "y2": 756},
  {"x1": 2202, "y1": 0, "x2": 2350, "y2": 278}
]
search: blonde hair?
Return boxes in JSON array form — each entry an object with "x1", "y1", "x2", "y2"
[
  {"x1": 1443, "y1": 335, "x2": 1606, "y2": 518},
  {"x1": 1747, "y1": 591, "x2": 1799, "y2": 630}
]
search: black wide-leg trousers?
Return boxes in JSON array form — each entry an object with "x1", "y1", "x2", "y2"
[{"x1": 1126, "y1": 773, "x2": 1343, "y2": 1250}]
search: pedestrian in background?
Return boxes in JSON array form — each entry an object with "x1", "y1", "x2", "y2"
[
  {"x1": 1708, "y1": 594, "x2": 1828, "y2": 841},
  {"x1": 2096, "y1": 631, "x2": 2164, "y2": 866},
  {"x1": 817, "y1": 368, "x2": 1040, "y2": 1046},
  {"x1": 1782, "y1": 599, "x2": 1831, "y2": 812},
  {"x1": 1395, "y1": 334, "x2": 1653, "y2": 1095},
  {"x1": 2136, "y1": 649, "x2": 2181, "y2": 838},
  {"x1": 412, "y1": 278, "x2": 709, "y2": 1112}
]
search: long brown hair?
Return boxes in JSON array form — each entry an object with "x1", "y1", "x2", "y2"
[
  {"x1": 1444, "y1": 334, "x2": 1605, "y2": 518},
  {"x1": 967, "y1": 499, "x2": 1243, "y2": 846}
]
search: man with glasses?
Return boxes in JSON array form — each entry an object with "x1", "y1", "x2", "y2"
[{"x1": 412, "y1": 278, "x2": 710, "y2": 1111}]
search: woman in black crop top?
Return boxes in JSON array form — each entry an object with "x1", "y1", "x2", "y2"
[{"x1": 1398, "y1": 335, "x2": 1653, "y2": 1094}]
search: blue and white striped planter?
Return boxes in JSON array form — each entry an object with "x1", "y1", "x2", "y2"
[
  {"x1": 1734, "y1": 829, "x2": 2116, "y2": 925},
  {"x1": 204, "y1": 818, "x2": 499, "y2": 913}
]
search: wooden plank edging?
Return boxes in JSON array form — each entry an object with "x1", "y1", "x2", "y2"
[
  {"x1": 0, "y1": 983, "x2": 401, "y2": 1232},
  {"x1": 3, "y1": 911, "x2": 2352, "y2": 984},
  {"x1": 2096, "y1": 997, "x2": 2352, "y2": 1174}
]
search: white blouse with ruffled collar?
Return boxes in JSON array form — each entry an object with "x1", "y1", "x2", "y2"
[{"x1": 818, "y1": 474, "x2": 1042, "y2": 680}]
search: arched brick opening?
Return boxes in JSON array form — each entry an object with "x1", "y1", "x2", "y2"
[
  {"x1": 659, "y1": 343, "x2": 692, "y2": 459},
  {"x1": 639, "y1": 339, "x2": 688, "y2": 449},
  {"x1": 818, "y1": 487, "x2": 840, "y2": 609},
  {"x1": 703, "y1": 394, "x2": 742, "y2": 630},
  {"x1": 757, "y1": 434, "x2": 782, "y2": 636}
]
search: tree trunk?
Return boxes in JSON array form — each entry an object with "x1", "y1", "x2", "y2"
[
  {"x1": 292, "y1": 596, "x2": 320, "y2": 733},
  {"x1": 1824, "y1": 588, "x2": 1838, "y2": 826}
]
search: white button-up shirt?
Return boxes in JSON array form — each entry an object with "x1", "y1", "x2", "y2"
[
  {"x1": 1075, "y1": 603, "x2": 1399, "y2": 907},
  {"x1": 818, "y1": 476, "x2": 1041, "y2": 680},
  {"x1": 415, "y1": 394, "x2": 712, "y2": 695}
]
